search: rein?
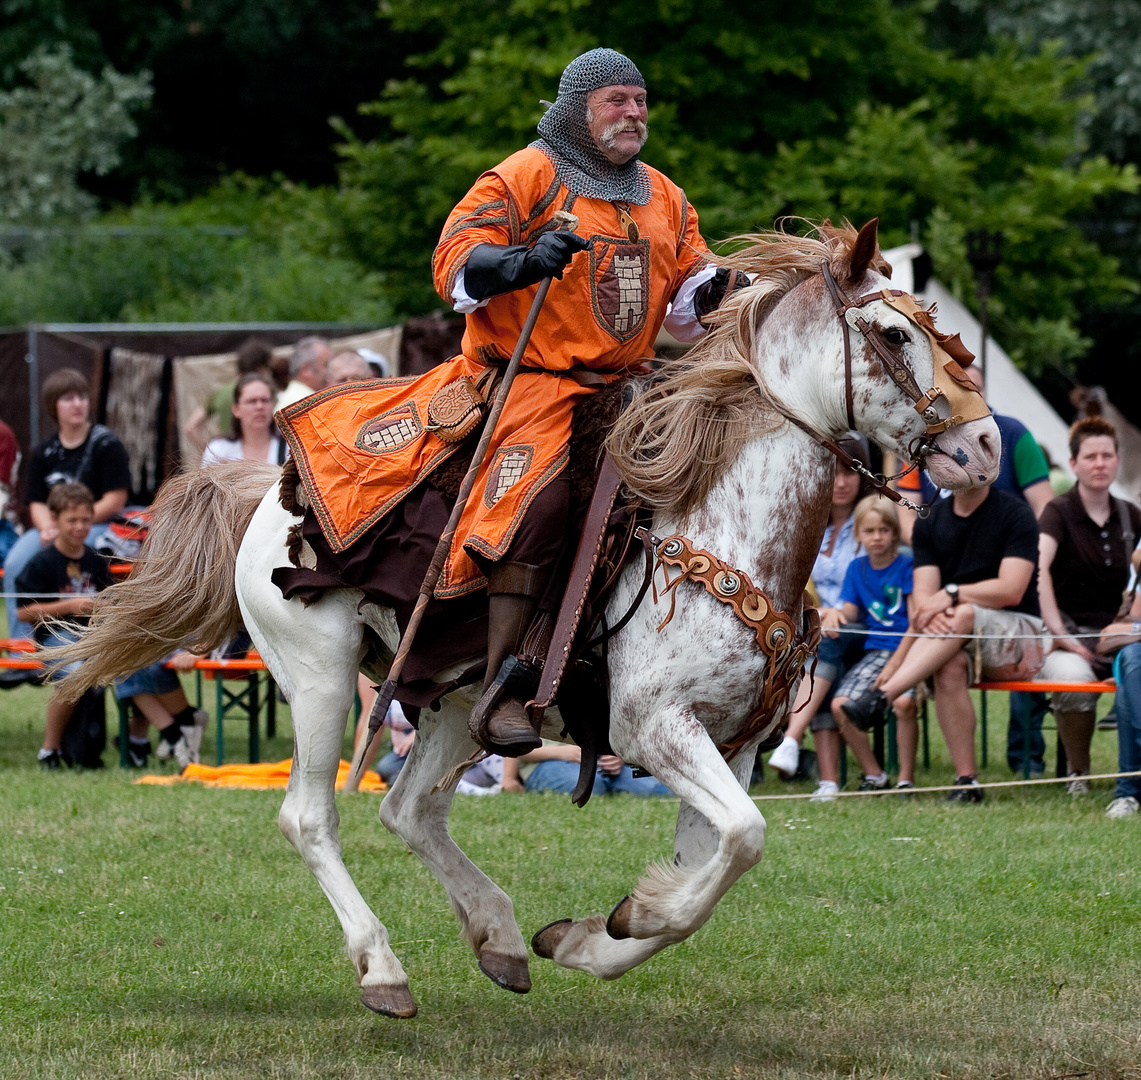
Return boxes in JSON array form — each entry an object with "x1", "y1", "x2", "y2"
[{"x1": 768, "y1": 258, "x2": 991, "y2": 517}]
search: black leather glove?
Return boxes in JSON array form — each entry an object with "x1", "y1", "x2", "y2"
[
  {"x1": 694, "y1": 267, "x2": 749, "y2": 326},
  {"x1": 464, "y1": 232, "x2": 591, "y2": 301}
]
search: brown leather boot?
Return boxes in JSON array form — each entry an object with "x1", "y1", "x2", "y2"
[{"x1": 469, "y1": 562, "x2": 547, "y2": 755}]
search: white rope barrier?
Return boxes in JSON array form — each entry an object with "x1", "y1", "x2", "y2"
[{"x1": 750, "y1": 770, "x2": 1141, "y2": 801}]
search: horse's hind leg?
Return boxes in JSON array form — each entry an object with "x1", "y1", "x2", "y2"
[
  {"x1": 244, "y1": 580, "x2": 416, "y2": 1017},
  {"x1": 379, "y1": 701, "x2": 531, "y2": 993},
  {"x1": 533, "y1": 709, "x2": 765, "y2": 980}
]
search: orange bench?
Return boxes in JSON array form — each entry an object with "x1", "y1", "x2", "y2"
[
  {"x1": 902, "y1": 679, "x2": 1117, "y2": 779},
  {"x1": 0, "y1": 638, "x2": 275, "y2": 767}
]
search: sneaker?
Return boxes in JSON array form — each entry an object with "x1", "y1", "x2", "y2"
[
  {"x1": 1066, "y1": 772, "x2": 1090, "y2": 796},
  {"x1": 945, "y1": 775, "x2": 984, "y2": 803},
  {"x1": 857, "y1": 773, "x2": 890, "y2": 791},
  {"x1": 894, "y1": 780, "x2": 915, "y2": 798},
  {"x1": 840, "y1": 688, "x2": 889, "y2": 732},
  {"x1": 156, "y1": 734, "x2": 193, "y2": 770},
  {"x1": 1097, "y1": 709, "x2": 1117, "y2": 731},
  {"x1": 767, "y1": 735, "x2": 800, "y2": 776},
  {"x1": 1105, "y1": 796, "x2": 1139, "y2": 819},
  {"x1": 37, "y1": 748, "x2": 62, "y2": 770},
  {"x1": 809, "y1": 780, "x2": 840, "y2": 803},
  {"x1": 181, "y1": 709, "x2": 208, "y2": 764}
]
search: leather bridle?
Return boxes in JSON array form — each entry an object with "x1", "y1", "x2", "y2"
[{"x1": 771, "y1": 259, "x2": 990, "y2": 515}]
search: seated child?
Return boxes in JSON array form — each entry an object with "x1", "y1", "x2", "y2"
[
  {"x1": 832, "y1": 495, "x2": 918, "y2": 790},
  {"x1": 17, "y1": 482, "x2": 204, "y2": 769}
]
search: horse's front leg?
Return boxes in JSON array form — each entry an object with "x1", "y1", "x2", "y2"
[
  {"x1": 533, "y1": 706, "x2": 765, "y2": 979},
  {"x1": 378, "y1": 701, "x2": 532, "y2": 994}
]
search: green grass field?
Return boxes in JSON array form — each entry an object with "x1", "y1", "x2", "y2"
[{"x1": 2, "y1": 677, "x2": 1139, "y2": 1079}]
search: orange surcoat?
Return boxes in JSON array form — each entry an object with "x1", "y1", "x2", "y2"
[{"x1": 278, "y1": 147, "x2": 710, "y2": 596}]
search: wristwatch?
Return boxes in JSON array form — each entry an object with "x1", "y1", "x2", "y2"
[{"x1": 945, "y1": 583, "x2": 960, "y2": 606}]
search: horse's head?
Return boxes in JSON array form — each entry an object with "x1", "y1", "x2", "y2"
[{"x1": 813, "y1": 218, "x2": 1000, "y2": 491}]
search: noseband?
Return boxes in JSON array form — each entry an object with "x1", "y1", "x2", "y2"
[{"x1": 772, "y1": 259, "x2": 989, "y2": 515}]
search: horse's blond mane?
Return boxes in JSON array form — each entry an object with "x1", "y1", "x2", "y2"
[{"x1": 606, "y1": 221, "x2": 864, "y2": 518}]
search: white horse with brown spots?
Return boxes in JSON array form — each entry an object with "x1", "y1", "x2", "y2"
[{"x1": 52, "y1": 220, "x2": 999, "y2": 1017}]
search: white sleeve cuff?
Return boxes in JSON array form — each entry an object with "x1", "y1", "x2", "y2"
[
  {"x1": 663, "y1": 263, "x2": 717, "y2": 343},
  {"x1": 451, "y1": 265, "x2": 489, "y2": 314}
]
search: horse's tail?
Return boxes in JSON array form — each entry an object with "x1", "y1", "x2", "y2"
[{"x1": 47, "y1": 461, "x2": 282, "y2": 701}]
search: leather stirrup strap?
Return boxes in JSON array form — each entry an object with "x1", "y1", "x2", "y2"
[{"x1": 528, "y1": 453, "x2": 624, "y2": 724}]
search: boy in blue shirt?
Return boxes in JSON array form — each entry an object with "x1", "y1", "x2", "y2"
[{"x1": 831, "y1": 496, "x2": 918, "y2": 790}]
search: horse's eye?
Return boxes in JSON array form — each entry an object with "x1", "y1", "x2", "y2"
[{"x1": 883, "y1": 327, "x2": 909, "y2": 346}]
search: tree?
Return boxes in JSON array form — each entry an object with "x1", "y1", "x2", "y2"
[
  {"x1": 0, "y1": 45, "x2": 151, "y2": 224},
  {"x1": 0, "y1": 0, "x2": 409, "y2": 200},
  {"x1": 334, "y1": 0, "x2": 1137, "y2": 375}
]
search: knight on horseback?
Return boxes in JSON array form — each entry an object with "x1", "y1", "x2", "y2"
[{"x1": 274, "y1": 48, "x2": 742, "y2": 757}]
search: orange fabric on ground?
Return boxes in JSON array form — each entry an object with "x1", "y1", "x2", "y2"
[
  {"x1": 278, "y1": 147, "x2": 709, "y2": 596},
  {"x1": 135, "y1": 758, "x2": 386, "y2": 792}
]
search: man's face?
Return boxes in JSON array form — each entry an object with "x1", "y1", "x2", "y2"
[
  {"x1": 585, "y1": 84, "x2": 648, "y2": 165},
  {"x1": 1071, "y1": 434, "x2": 1119, "y2": 492},
  {"x1": 301, "y1": 345, "x2": 333, "y2": 390},
  {"x1": 328, "y1": 353, "x2": 372, "y2": 385}
]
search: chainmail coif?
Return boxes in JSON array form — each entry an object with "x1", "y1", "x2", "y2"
[{"x1": 532, "y1": 47, "x2": 652, "y2": 206}]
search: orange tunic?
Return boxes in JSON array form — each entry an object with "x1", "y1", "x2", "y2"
[{"x1": 278, "y1": 147, "x2": 710, "y2": 596}]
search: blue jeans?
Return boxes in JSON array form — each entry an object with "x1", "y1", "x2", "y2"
[
  {"x1": 1007, "y1": 690, "x2": 1047, "y2": 776},
  {"x1": 3, "y1": 524, "x2": 111, "y2": 637},
  {"x1": 525, "y1": 759, "x2": 672, "y2": 797},
  {"x1": 377, "y1": 750, "x2": 408, "y2": 785},
  {"x1": 1113, "y1": 644, "x2": 1141, "y2": 802}
]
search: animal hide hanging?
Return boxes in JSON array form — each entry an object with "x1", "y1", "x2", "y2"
[{"x1": 105, "y1": 347, "x2": 166, "y2": 501}]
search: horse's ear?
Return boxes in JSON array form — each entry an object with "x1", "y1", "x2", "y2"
[{"x1": 843, "y1": 218, "x2": 880, "y2": 286}]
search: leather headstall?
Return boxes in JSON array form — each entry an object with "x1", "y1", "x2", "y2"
[
  {"x1": 820, "y1": 260, "x2": 988, "y2": 442},
  {"x1": 650, "y1": 533, "x2": 822, "y2": 760}
]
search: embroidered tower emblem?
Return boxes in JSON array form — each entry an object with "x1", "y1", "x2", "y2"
[
  {"x1": 485, "y1": 446, "x2": 533, "y2": 507},
  {"x1": 356, "y1": 403, "x2": 422, "y2": 454},
  {"x1": 591, "y1": 237, "x2": 650, "y2": 343}
]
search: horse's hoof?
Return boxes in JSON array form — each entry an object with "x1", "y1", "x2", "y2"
[
  {"x1": 477, "y1": 951, "x2": 532, "y2": 994},
  {"x1": 360, "y1": 984, "x2": 418, "y2": 1018},
  {"x1": 606, "y1": 896, "x2": 634, "y2": 940},
  {"x1": 531, "y1": 918, "x2": 574, "y2": 960}
]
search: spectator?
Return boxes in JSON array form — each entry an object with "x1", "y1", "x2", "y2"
[
  {"x1": 767, "y1": 439, "x2": 870, "y2": 800},
  {"x1": 17, "y1": 483, "x2": 202, "y2": 770},
  {"x1": 326, "y1": 351, "x2": 374, "y2": 385},
  {"x1": 115, "y1": 649, "x2": 209, "y2": 769},
  {"x1": 1035, "y1": 417, "x2": 1141, "y2": 793},
  {"x1": 0, "y1": 418, "x2": 20, "y2": 562},
  {"x1": 1102, "y1": 593, "x2": 1141, "y2": 818},
  {"x1": 499, "y1": 744, "x2": 672, "y2": 796},
  {"x1": 182, "y1": 338, "x2": 274, "y2": 453},
  {"x1": 371, "y1": 699, "x2": 416, "y2": 786},
  {"x1": 841, "y1": 479, "x2": 1048, "y2": 802},
  {"x1": 900, "y1": 365, "x2": 1054, "y2": 778},
  {"x1": 276, "y1": 336, "x2": 332, "y2": 410},
  {"x1": 201, "y1": 374, "x2": 287, "y2": 466},
  {"x1": 4, "y1": 369, "x2": 130, "y2": 639},
  {"x1": 829, "y1": 496, "x2": 918, "y2": 792}
]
